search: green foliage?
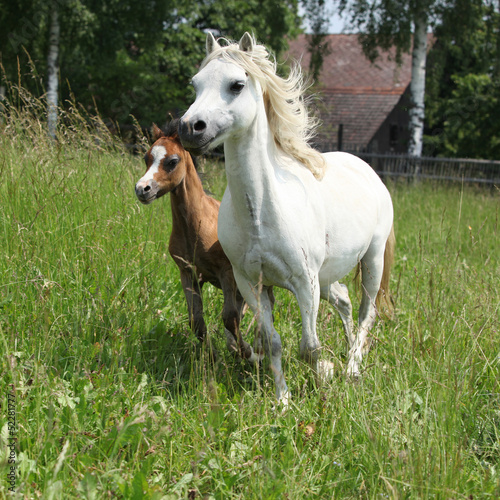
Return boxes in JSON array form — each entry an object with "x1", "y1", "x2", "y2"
[
  {"x1": 424, "y1": 0, "x2": 500, "y2": 159},
  {"x1": 0, "y1": 0, "x2": 301, "y2": 129},
  {"x1": 0, "y1": 90, "x2": 499, "y2": 498},
  {"x1": 301, "y1": 0, "x2": 332, "y2": 81},
  {"x1": 427, "y1": 73, "x2": 500, "y2": 158},
  {"x1": 337, "y1": 0, "x2": 436, "y2": 63},
  {"x1": 336, "y1": 0, "x2": 500, "y2": 159}
]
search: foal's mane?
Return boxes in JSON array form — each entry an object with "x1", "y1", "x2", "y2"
[
  {"x1": 163, "y1": 118, "x2": 181, "y2": 138},
  {"x1": 155, "y1": 119, "x2": 199, "y2": 170},
  {"x1": 200, "y1": 35, "x2": 325, "y2": 179}
]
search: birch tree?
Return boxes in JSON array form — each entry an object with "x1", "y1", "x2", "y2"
[
  {"x1": 47, "y1": 2, "x2": 60, "y2": 139},
  {"x1": 408, "y1": 10, "x2": 428, "y2": 156},
  {"x1": 338, "y1": 0, "x2": 436, "y2": 156}
]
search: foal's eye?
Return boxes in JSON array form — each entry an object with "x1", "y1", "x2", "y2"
[
  {"x1": 164, "y1": 157, "x2": 180, "y2": 171},
  {"x1": 230, "y1": 81, "x2": 245, "y2": 94}
]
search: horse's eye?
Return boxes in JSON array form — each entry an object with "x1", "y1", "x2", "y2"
[{"x1": 230, "y1": 81, "x2": 245, "y2": 94}]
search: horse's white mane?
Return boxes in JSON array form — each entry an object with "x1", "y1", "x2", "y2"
[{"x1": 201, "y1": 33, "x2": 326, "y2": 180}]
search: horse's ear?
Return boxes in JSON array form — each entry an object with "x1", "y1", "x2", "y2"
[
  {"x1": 206, "y1": 32, "x2": 220, "y2": 55},
  {"x1": 152, "y1": 123, "x2": 163, "y2": 141},
  {"x1": 239, "y1": 32, "x2": 254, "y2": 52}
]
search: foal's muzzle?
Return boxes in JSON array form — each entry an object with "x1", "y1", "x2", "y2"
[{"x1": 135, "y1": 179, "x2": 159, "y2": 204}]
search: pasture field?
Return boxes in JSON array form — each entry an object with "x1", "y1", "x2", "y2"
[{"x1": 0, "y1": 97, "x2": 499, "y2": 499}]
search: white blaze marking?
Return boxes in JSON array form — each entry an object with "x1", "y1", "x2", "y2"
[{"x1": 140, "y1": 145, "x2": 167, "y2": 182}]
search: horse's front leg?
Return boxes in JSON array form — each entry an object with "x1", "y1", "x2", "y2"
[
  {"x1": 179, "y1": 267, "x2": 207, "y2": 343},
  {"x1": 296, "y1": 274, "x2": 337, "y2": 384},
  {"x1": 233, "y1": 271, "x2": 289, "y2": 404},
  {"x1": 296, "y1": 276, "x2": 322, "y2": 373},
  {"x1": 252, "y1": 287, "x2": 275, "y2": 359}
]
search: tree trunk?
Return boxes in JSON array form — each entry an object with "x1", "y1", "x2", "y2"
[
  {"x1": 47, "y1": 4, "x2": 60, "y2": 140},
  {"x1": 408, "y1": 12, "x2": 428, "y2": 157}
]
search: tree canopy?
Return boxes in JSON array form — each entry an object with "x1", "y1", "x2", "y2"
[
  {"x1": 425, "y1": 0, "x2": 500, "y2": 159},
  {"x1": 334, "y1": 0, "x2": 500, "y2": 159},
  {"x1": 2, "y1": 0, "x2": 499, "y2": 159},
  {"x1": 0, "y1": 0, "x2": 301, "y2": 129}
]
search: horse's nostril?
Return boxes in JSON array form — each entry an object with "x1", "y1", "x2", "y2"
[
  {"x1": 144, "y1": 185, "x2": 151, "y2": 192},
  {"x1": 194, "y1": 120, "x2": 206, "y2": 132}
]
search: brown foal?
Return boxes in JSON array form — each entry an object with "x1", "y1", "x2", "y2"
[{"x1": 135, "y1": 120, "x2": 260, "y2": 361}]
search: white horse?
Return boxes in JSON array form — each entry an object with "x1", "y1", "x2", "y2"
[{"x1": 179, "y1": 33, "x2": 395, "y2": 404}]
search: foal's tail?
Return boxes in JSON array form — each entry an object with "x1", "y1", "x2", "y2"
[{"x1": 376, "y1": 224, "x2": 396, "y2": 319}]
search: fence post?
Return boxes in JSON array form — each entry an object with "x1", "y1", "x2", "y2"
[{"x1": 412, "y1": 156, "x2": 420, "y2": 182}]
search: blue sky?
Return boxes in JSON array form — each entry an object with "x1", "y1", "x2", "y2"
[{"x1": 298, "y1": 1, "x2": 351, "y2": 34}]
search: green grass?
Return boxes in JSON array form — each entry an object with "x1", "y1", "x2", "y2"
[{"x1": 0, "y1": 91, "x2": 499, "y2": 499}]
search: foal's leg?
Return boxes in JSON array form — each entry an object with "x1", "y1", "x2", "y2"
[
  {"x1": 179, "y1": 268, "x2": 207, "y2": 342},
  {"x1": 233, "y1": 271, "x2": 289, "y2": 403},
  {"x1": 347, "y1": 250, "x2": 384, "y2": 377},
  {"x1": 320, "y1": 281, "x2": 355, "y2": 349},
  {"x1": 219, "y1": 270, "x2": 261, "y2": 363}
]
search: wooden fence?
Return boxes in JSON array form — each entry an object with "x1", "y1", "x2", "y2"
[{"x1": 351, "y1": 153, "x2": 500, "y2": 186}]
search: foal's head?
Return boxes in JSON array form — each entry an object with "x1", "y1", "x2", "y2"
[{"x1": 135, "y1": 120, "x2": 192, "y2": 204}]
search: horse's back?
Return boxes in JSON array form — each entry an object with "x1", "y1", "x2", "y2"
[
  {"x1": 316, "y1": 152, "x2": 393, "y2": 283},
  {"x1": 322, "y1": 151, "x2": 388, "y2": 189},
  {"x1": 321, "y1": 151, "x2": 392, "y2": 217}
]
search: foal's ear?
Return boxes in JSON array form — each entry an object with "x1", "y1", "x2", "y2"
[
  {"x1": 239, "y1": 32, "x2": 254, "y2": 52},
  {"x1": 206, "y1": 32, "x2": 220, "y2": 55},
  {"x1": 152, "y1": 123, "x2": 164, "y2": 141}
]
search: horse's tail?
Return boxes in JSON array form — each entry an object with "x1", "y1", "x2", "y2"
[{"x1": 376, "y1": 224, "x2": 396, "y2": 319}]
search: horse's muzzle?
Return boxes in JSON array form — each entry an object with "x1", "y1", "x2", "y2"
[
  {"x1": 179, "y1": 117, "x2": 213, "y2": 155},
  {"x1": 135, "y1": 179, "x2": 159, "y2": 204}
]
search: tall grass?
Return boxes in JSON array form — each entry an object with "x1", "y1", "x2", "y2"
[{"x1": 0, "y1": 88, "x2": 498, "y2": 498}]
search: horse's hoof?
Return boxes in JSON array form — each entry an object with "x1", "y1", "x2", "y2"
[
  {"x1": 317, "y1": 360, "x2": 335, "y2": 382},
  {"x1": 346, "y1": 357, "x2": 362, "y2": 379},
  {"x1": 272, "y1": 390, "x2": 290, "y2": 413},
  {"x1": 361, "y1": 336, "x2": 373, "y2": 356},
  {"x1": 346, "y1": 367, "x2": 361, "y2": 381}
]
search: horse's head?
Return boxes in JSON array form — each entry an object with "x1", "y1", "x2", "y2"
[
  {"x1": 180, "y1": 32, "x2": 325, "y2": 178},
  {"x1": 179, "y1": 33, "x2": 262, "y2": 155},
  {"x1": 135, "y1": 122, "x2": 190, "y2": 204}
]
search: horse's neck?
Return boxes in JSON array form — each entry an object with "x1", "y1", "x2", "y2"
[
  {"x1": 170, "y1": 158, "x2": 206, "y2": 230},
  {"x1": 223, "y1": 112, "x2": 279, "y2": 226}
]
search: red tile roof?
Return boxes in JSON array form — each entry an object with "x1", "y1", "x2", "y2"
[{"x1": 285, "y1": 34, "x2": 413, "y2": 149}]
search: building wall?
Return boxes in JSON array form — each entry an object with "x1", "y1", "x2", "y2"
[{"x1": 368, "y1": 89, "x2": 411, "y2": 154}]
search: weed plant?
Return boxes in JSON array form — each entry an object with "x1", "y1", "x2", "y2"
[{"x1": 0, "y1": 86, "x2": 498, "y2": 498}]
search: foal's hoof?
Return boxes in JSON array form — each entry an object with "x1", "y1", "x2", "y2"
[
  {"x1": 206, "y1": 346, "x2": 219, "y2": 364},
  {"x1": 248, "y1": 349, "x2": 265, "y2": 364},
  {"x1": 196, "y1": 342, "x2": 218, "y2": 365}
]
